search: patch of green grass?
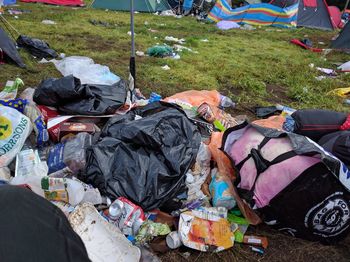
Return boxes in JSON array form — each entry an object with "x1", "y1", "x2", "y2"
[{"x1": 0, "y1": 1, "x2": 349, "y2": 112}]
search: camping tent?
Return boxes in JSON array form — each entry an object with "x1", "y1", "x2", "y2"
[
  {"x1": 331, "y1": 22, "x2": 350, "y2": 50},
  {"x1": 208, "y1": 0, "x2": 338, "y2": 30},
  {"x1": 270, "y1": 0, "x2": 336, "y2": 30},
  {"x1": 20, "y1": 0, "x2": 84, "y2": 6},
  {"x1": 92, "y1": 0, "x2": 170, "y2": 12},
  {"x1": 0, "y1": 27, "x2": 25, "y2": 67}
]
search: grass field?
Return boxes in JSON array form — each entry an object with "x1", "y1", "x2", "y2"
[{"x1": 1, "y1": 1, "x2": 350, "y2": 261}]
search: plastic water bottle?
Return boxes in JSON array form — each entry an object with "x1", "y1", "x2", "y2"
[{"x1": 220, "y1": 95, "x2": 236, "y2": 108}]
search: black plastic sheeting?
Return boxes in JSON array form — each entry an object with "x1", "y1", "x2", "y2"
[
  {"x1": 83, "y1": 102, "x2": 201, "y2": 211},
  {"x1": 0, "y1": 185, "x2": 90, "y2": 262},
  {"x1": 17, "y1": 35, "x2": 58, "y2": 59},
  {"x1": 0, "y1": 28, "x2": 25, "y2": 68},
  {"x1": 33, "y1": 75, "x2": 127, "y2": 115}
]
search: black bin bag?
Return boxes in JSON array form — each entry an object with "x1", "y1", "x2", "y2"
[
  {"x1": 33, "y1": 75, "x2": 127, "y2": 115},
  {"x1": 83, "y1": 102, "x2": 201, "y2": 211}
]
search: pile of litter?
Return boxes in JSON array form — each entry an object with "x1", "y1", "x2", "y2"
[{"x1": 1, "y1": 68, "x2": 350, "y2": 261}]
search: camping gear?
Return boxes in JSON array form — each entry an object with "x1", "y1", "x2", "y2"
[
  {"x1": 290, "y1": 109, "x2": 347, "y2": 141},
  {"x1": 331, "y1": 22, "x2": 350, "y2": 51},
  {"x1": 51, "y1": 56, "x2": 120, "y2": 85},
  {"x1": 0, "y1": 185, "x2": 90, "y2": 262},
  {"x1": 83, "y1": 102, "x2": 201, "y2": 211},
  {"x1": 17, "y1": 35, "x2": 57, "y2": 59},
  {"x1": 319, "y1": 131, "x2": 350, "y2": 168},
  {"x1": 20, "y1": 0, "x2": 84, "y2": 6},
  {"x1": 92, "y1": 0, "x2": 170, "y2": 12},
  {"x1": 208, "y1": 0, "x2": 338, "y2": 30},
  {"x1": 222, "y1": 123, "x2": 350, "y2": 243},
  {"x1": 0, "y1": 28, "x2": 25, "y2": 67},
  {"x1": 69, "y1": 203, "x2": 141, "y2": 262},
  {"x1": 33, "y1": 75, "x2": 127, "y2": 115},
  {"x1": 290, "y1": 39, "x2": 324, "y2": 52},
  {"x1": 338, "y1": 61, "x2": 350, "y2": 72}
]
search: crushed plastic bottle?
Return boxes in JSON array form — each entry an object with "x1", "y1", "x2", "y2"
[
  {"x1": 219, "y1": 95, "x2": 236, "y2": 108},
  {"x1": 40, "y1": 133, "x2": 92, "y2": 177}
]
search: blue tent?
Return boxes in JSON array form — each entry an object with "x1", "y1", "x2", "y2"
[{"x1": 4, "y1": 0, "x2": 16, "y2": 5}]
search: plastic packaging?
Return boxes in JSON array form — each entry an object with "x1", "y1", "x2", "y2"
[
  {"x1": 178, "y1": 210, "x2": 235, "y2": 252},
  {"x1": 44, "y1": 132, "x2": 92, "y2": 177},
  {"x1": 52, "y1": 56, "x2": 120, "y2": 85},
  {"x1": 146, "y1": 45, "x2": 173, "y2": 57},
  {"x1": 0, "y1": 106, "x2": 32, "y2": 167},
  {"x1": 0, "y1": 78, "x2": 23, "y2": 100},
  {"x1": 102, "y1": 197, "x2": 146, "y2": 236},
  {"x1": 208, "y1": 132, "x2": 235, "y2": 180},
  {"x1": 243, "y1": 235, "x2": 268, "y2": 249},
  {"x1": 275, "y1": 104, "x2": 296, "y2": 116},
  {"x1": 219, "y1": 95, "x2": 235, "y2": 108},
  {"x1": 69, "y1": 203, "x2": 141, "y2": 262},
  {"x1": 136, "y1": 220, "x2": 171, "y2": 244},
  {"x1": 15, "y1": 149, "x2": 48, "y2": 177},
  {"x1": 209, "y1": 168, "x2": 236, "y2": 209},
  {"x1": 149, "y1": 92, "x2": 162, "y2": 103},
  {"x1": 10, "y1": 176, "x2": 86, "y2": 206}
]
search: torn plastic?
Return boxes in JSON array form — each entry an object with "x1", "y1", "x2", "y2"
[
  {"x1": 52, "y1": 56, "x2": 120, "y2": 85},
  {"x1": 33, "y1": 75, "x2": 127, "y2": 115},
  {"x1": 84, "y1": 102, "x2": 201, "y2": 211}
]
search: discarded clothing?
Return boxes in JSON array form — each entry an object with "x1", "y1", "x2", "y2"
[
  {"x1": 83, "y1": 102, "x2": 201, "y2": 211},
  {"x1": 33, "y1": 75, "x2": 127, "y2": 115},
  {"x1": 17, "y1": 35, "x2": 58, "y2": 59}
]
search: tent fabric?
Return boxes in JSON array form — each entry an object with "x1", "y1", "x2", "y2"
[
  {"x1": 92, "y1": 0, "x2": 170, "y2": 12},
  {"x1": 328, "y1": 6, "x2": 342, "y2": 28},
  {"x1": 209, "y1": 0, "x2": 335, "y2": 30},
  {"x1": 331, "y1": 22, "x2": 350, "y2": 50},
  {"x1": 302, "y1": 0, "x2": 317, "y2": 8},
  {"x1": 297, "y1": 0, "x2": 334, "y2": 30},
  {"x1": 0, "y1": 28, "x2": 25, "y2": 68},
  {"x1": 3, "y1": 0, "x2": 16, "y2": 5},
  {"x1": 208, "y1": 0, "x2": 298, "y2": 28},
  {"x1": 20, "y1": 0, "x2": 84, "y2": 6}
]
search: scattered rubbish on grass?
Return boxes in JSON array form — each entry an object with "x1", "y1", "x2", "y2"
[{"x1": 41, "y1": 19, "x2": 56, "y2": 25}]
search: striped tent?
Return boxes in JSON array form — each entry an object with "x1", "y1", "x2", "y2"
[{"x1": 208, "y1": 0, "x2": 298, "y2": 28}]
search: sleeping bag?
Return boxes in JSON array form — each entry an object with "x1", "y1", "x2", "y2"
[{"x1": 222, "y1": 122, "x2": 350, "y2": 243}]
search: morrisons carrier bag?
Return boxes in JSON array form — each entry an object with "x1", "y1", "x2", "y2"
[
  {"x1": 222, "y1": 122, "x2": 350, "y2": 243},
  {"x1": 0, "y1": 106, "x2": 32, "y2": 167}
]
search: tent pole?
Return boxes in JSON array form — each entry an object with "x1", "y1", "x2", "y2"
[
  {"x1": 343, "y1": 0, "x2": 350, "y2": 17},
  {"x1": 130, "y1": 0, "x2": 136, "y2": 88}
]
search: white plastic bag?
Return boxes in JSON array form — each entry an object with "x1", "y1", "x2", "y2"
[
  {"x1": 0, "y1": 106, "x2": 32, "y2": 167},
  {"x1": 52, "y1": 56, "x2": 120, "y2": 85}
]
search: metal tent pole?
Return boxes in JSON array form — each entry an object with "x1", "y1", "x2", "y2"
[{"x1": 129, "y1": 0, "x2": 136, "y2": 89}]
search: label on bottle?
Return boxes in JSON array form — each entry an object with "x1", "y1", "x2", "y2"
[{"x1": 44, "y1": 189, "x2": 69, "y2": 203}]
